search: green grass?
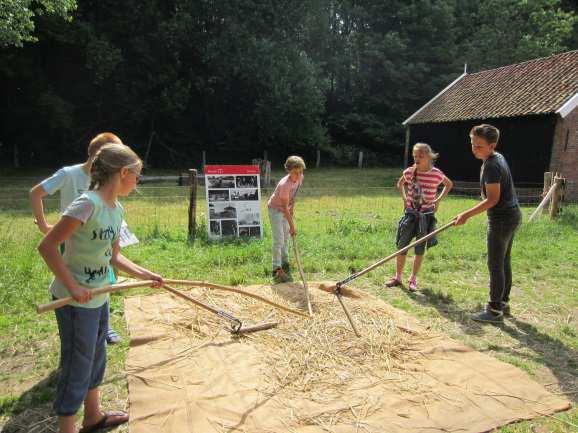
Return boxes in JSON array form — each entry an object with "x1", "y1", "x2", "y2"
[{"x1": 0, "y1": 167, "x2": 576, "y2": 432}]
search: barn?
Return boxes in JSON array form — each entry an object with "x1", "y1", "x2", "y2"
[{"x1": 402, "y1": 50, "x2": 578, "y2": 199}]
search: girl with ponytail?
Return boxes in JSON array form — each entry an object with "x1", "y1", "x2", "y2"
[{"x1": 37, "y1": 143, "x2": 163, "y2": 433}]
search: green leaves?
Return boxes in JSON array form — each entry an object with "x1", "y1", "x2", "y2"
[
  {"x1": 0, "y1": 0, "x2": 576, "y2": 167},
  {"x1": 0, "y1": 0, "x2": 76, "y2": 47}
]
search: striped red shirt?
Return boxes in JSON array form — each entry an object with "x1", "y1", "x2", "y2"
[{"x1": 403, "y1": 166, "x2": 445, "y2": 211}]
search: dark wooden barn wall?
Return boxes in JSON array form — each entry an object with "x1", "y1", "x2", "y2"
[{"x1": 408, "y1": 115, "x2": 557, "y2": 184}]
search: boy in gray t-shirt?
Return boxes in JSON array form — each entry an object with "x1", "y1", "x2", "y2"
[
  {"x1": 30, "y1": 132, "x2": 125, "y2": 344},
  {"x1": 455, "y1": 124, "x2": 522, "y2": 323}
]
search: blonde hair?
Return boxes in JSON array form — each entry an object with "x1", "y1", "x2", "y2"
[
  {"x1": 89, "y1": 143, "x2": 142, "y2": 190},
  {"x1": 284, "y1": 155, "x2": 306, "y2": 171},
  {"x1": 88, "y1": 132, "x2": 122, "y2": 158},
  {"x1": 413, "y1": 142, "x2": 439, "y2": 167}
]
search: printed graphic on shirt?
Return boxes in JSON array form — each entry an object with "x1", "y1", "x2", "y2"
[
  {"x1": 84, "y1": 224, "x2": 120, "y2": 283},
  {"x1": 84, "y1": 265, "x2": 108, "y2": 284},
  {"x1": 91, "y1": 225, "x2": 118, "y2": 241}
]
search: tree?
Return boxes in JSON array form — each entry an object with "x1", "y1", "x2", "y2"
[
  {"x1": 454, "y1": 0, "x2": 577, "y2": 71},
  {"x1": 0, "y1": 0, "x2": 76, "y2": 47}
]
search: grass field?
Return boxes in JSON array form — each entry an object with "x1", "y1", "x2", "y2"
[{"x1": 0, "y1": 168, "x2": 576, "y2": 432}]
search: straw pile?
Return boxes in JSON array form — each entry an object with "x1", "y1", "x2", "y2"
[{"x1": 155, "y1": 282, "x2": 434, "y2": 429}]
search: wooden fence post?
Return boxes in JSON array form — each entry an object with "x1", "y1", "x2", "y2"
[
  {"x1": 403, "y1": 127, "x2": 410, "y2": 168},
  {"x1": 549, "y1": 174, "x2": 565, "y2": 219},
  {"x1": 357, "y1": 151, "x2": 363, "y2": 168},
  {"x1": 316, "y1": 149, "x2": 321, "y2": 168},
  {"x1": 543, "y1": 172, "x2": 553, "y2": 197},
  {"x1": 188, "y1": 169, "x2": 198, "y2": 242},
  {"x1": 266, "y1": 160, "x2": 271, "y2": 186}
]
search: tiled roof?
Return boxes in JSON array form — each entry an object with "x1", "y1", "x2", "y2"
[{"x1": 405, "y1": 50, "x2": 578, "y2": 125}]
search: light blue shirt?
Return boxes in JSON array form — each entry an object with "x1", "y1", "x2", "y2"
[
  {"x1": 50, "y1": 192, "x2": 123, "y2": 308},
  {"x1": 41, "y1": 164, "x2": 90, "y2": 212}
]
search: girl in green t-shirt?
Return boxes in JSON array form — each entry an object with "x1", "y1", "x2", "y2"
[{"x1": 38, "y1": 143, "x2": 163, "y2": 433}]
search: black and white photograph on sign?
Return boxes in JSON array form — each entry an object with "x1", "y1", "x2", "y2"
[
  {"x1": 204, "y1": 169, "x2": 261, "y2": 240},
  {"x1": 231, "y1": 188, "x2": 259, "y2": 201},
  {"x1": 237, "y1": 202, "x2": 260, "y2": 226},
  {"x1": 208, "y1": 189, "x2": 230, "y2": 202},
  {"x1": 221, "y1": 220, "x2": 238, "y2": 237},
  {"x1": 207, "y1": 176, "x2": 235, "y2": 188},
  {"x1": 239, "y1": 226, "x2": 261, "y2": 237},
  {"x1": 236, "y1": 175, "x2": 258, "y2": 188},
  {"x1": 209, "y1": 220, "x2": 221, "y2": 236},
  {"x1": 209, "y1": 203, "x2": 237, "y2": 219}
]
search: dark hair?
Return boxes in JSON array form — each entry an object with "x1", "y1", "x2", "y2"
[{"x1": 470, "y1": 124, "x2": 500, "y2": 144}]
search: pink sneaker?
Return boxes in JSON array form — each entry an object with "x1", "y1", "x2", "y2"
[
  {"x1": 408, "y1": 276, "x2": 418, "y2": 292},
  {"x1": 385, "y1": 276, "x2": 402, "y2": 288}
]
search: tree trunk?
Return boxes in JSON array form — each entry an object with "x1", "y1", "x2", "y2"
[{"x1": 13, "y1": 142, "x2": 20, "y2": 168}]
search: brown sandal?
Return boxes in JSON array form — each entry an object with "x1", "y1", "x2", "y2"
[
  {"x1": 79, "y1": 411, "x2": 129, "y2": 433},
  {"x1": 385, "y1": 277, "x2": 402, "y2": 288}
]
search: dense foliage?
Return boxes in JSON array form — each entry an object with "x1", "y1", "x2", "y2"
[{"x1": 0, "y1": 0, "x2": 576, "y2": 167}]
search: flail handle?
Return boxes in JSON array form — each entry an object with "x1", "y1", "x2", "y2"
[{"x1": 36, "y1": 280, "x2": 155, "y2": 314}]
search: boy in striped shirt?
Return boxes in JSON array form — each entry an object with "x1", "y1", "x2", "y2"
[{"x1": 386, "y1": 143, "x2": 453, "y2": 291}]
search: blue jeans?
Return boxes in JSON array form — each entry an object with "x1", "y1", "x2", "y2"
[
  {"x1": 268, "y1": 207, "x2": 290, "y2": 269},
  {"x1": 53, "y1": 301, "x2": 109, "y2": 416}
]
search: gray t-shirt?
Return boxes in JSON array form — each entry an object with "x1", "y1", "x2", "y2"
[{"x1": 480, "y1": 152, "x2": 519, "y2": 220}]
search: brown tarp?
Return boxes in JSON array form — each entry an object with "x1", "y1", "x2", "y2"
[{"x1": 124, "y1": 283, "x2": 570, "y2": 433}]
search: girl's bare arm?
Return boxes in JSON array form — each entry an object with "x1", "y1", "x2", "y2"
[{"x1": 111, "y1": 241, "x2": 163, "y2": 286}]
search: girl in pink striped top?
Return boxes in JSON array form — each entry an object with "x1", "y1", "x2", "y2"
[{"x1": 386, "y1": 143, "x2": 453, "y2": 291}]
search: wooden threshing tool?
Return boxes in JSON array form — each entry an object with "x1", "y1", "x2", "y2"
[
  {"x1": 291, "y1": 235, "x2": 313, "y2": 316},
  {"x1": 37, "y1": 279, "x2": 308, "y2": 335},
  {"x1": 323, "y1": 218, "x2": 457, "y2": 337},
  {"x1": 162, "y1": 284, "x2": 278, "y2": 335}
]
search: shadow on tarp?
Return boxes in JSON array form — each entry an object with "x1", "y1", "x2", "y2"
[
  {"x1": 409, "y1": 286, "x2": 578, "y2": 405},
  {"x1": 1, "y1": 370, "x2": 59, "y2": 433}
]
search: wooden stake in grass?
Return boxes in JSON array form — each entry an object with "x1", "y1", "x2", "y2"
[
  {"x1": 188, "y1": 168, "x2": 198, "y2": 241},
  {"x1": 529, "y1": 175, "x2": 564, "y2": 222}
]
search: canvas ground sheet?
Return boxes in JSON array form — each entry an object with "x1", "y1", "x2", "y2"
[{"x1": 124, "y1": 282, "x2": 570, "y2": 433}]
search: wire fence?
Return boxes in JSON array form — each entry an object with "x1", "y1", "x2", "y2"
[{"x1": 2, "y1": 176, "x2": 575, "y2": 246}]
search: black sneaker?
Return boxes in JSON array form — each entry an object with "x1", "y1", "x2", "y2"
[
  {"x1": 471, "y1": 306, "x2": 503, "y2": 323},
  {"x1": 501, "y1": 302, "x2": 511, "y2": 317}
]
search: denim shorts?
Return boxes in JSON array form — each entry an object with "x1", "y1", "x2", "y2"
[
  {"x1": 395, "y1": 210, "x2": 438, "y2": 255},
  {"x1": 53, "y1": 301, "x2": 109, "y2": 416}
]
